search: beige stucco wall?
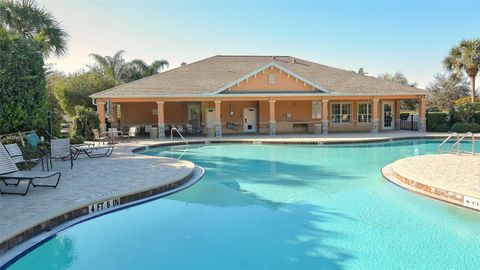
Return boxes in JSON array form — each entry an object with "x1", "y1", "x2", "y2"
[
  {"x1": 229, "y1": 66, "x2": 314, "y2": 92},
  {"x1": 117, "y1": 102, "x2": 188, "y2": 127},
  {"x1": 119, "y1": 102, "x2": 157, "y2": 126},
  {"x1": 115, "y1": 99, "x2": 404, "y2": 134}
]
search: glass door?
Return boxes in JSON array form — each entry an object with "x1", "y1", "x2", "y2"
[{"x1": 382, "y1": 102, "x2": 394, "y2": 130}]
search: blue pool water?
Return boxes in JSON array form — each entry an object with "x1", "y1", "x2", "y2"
[{"x1": 6, "y1": 140, "x2": 480, "y2": 269}]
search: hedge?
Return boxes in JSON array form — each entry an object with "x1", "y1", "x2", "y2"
[
  {"x1": 451, "y1": 122, "x2": 480, "y2": 133},
  {"x1": 0, "y1": 29, "x2": 47, "y2": 134},
  {"x1": 427, "y1": 112, "x2": 449, "y2": 132}
]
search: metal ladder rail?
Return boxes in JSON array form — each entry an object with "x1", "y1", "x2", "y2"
[
  {"x1": 170, "y1": 128, "x2": 189, "y2": 159},
  {"x1": 437, "y1": 132, "x2": 459, "y2": 154},
  {"x1": 451, "y1": 132, "x2": 475, "y2": 155}
]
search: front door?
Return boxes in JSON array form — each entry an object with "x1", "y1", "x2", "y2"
[
  {"x1": 187, "y1": 103, "x2": 201, "y2": 132},
  {"x1": 382, "y1": 101, "x2": 394, "y2": 130},
  {"x1": 243, "y1": 107, "x2": 257, "y2": 132}
]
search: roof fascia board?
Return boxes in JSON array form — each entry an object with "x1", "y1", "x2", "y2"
[{"x1": 91, "y1": 92, "x2": 427, "y2": 99}]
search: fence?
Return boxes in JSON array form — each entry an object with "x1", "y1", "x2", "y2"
[{"x1": 400, "y1": 114, "x2": 419, "y2": 130}]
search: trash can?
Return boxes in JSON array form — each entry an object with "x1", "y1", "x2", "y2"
[
  {"x1": 150, "y1": 127, "x2": 158, "y2": 138},
  {"x1": 313, "y1": 124, "x2": 322, "y2": 134}
]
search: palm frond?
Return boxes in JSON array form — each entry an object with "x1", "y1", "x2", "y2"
[
  {"x1": 150, "y1": 60, "x2": 169, "y2": 73},
  {"x1": 89, "y1": 53, "x2": 110, "y2": 69}
]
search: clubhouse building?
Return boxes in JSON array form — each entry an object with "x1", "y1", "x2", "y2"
[{"x1": 91, "y1": 55, "x2": 427, "y2": 137}]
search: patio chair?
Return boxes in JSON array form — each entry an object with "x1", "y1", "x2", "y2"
[
  {"x1": 49, "y1": 138, "x2": 74, "y2": 169},
  {"x1": 0, "y1": 143, "x2": 61, "y2": 196},
  {"x1": 4, "y1": 143, "x2": 38, "y2": 170},
  {"x1": 176, "y1": 125, "x2": 185, "y2": 134},
  {"x1": 93, "y1": 129, "x2": 108, "y2": 146},
  {"x1": 120, "y1": 126, "x2": 137, "y2": 142},
  {"x1": 186, "y1": 124, "x2": 193, "y2": 134},
  {"x1": 145, "y1": 125, "x2": 152, "y2": 135}
]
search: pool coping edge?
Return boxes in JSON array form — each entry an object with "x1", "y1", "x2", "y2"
[
  {"x1": 381, "y1": 163, "x2": 480, "y2": 213},
  {"x1": 0, "y1": 166, "x2": 205, "y2": 269}
]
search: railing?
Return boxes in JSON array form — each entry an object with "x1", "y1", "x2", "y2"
[
  {"x1": 170, "y1": 128, "x2": 189, "y2": 159},
  {"x1": 437, "y1": 132, "x2": 459, "y2": 154},
  {"x1": 437, "y1": 132, "x2": 476, "y2": 155},
  {"x1": 451, "y1": 132, "x2": 475, "y2": 155}
]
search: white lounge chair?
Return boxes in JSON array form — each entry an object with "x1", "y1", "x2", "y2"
[
  {"x1": 72, "y1": 144, "x2": 115, "y2": 159},
  {"x1": 0, "y1": 143, "x2": 61, "y2": 196},
  {"x1": 4, "y1": 143, "x2": 35, "y2": 170}
]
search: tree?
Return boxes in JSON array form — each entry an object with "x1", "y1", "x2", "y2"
[
  {"x1": 51, "y1": 70, "x2": 117, "y2": 117},
  {"x1": 452, "y1": 97, "x2": 480, "y2": 123},
  {"x1": 90, "y1": 50, "x2": 170, "y2": 83},
  {"x1": 356, "y1": 68, "x2": 368, "y2": 75},
  {"x1": 378, "y1": 71, "x2": 418, "y2": 110},
  {"x1": 443, "y1": 38, "x2": 480, "y2": 102},
  {"x1": 123, "y1": 59, "x2": 169, "y2": 82},
  {"x1": 89, "y1": 50, "x2": 127, "y2": 82},
  {"x1": 0, "y1": 0, "x2": 68, "y2": 57},
  {"x1": 378, "y1": 72, "x2": 417, "y2": 87},
  {"x1": 426, "y1": 73, "x2": 469, "y2": 112},
  {"x1": 0, "y1": 29, "x2": 47, "y2": 133}
]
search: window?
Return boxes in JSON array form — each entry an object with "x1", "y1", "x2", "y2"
[
  {"x1": 268, "y1": 73, "x2": 276, "y2": 84},
  {"x1": 312, "y1": 101, "x2": 322, "y2": 119},
  {"x1": 330, "y1": 103, "x2": 351, "y2": 124},
  {"x1": 357, "y1": 102, "x2": 371, "y2": 123}
]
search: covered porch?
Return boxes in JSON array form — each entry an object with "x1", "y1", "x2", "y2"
[{"x1": 94, "y1": 95, "x2": 427, "y2": 138}]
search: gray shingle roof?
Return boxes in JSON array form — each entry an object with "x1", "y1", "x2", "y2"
[{"x1": 91, "y1": 55, "x2": 426, "y2": 98}]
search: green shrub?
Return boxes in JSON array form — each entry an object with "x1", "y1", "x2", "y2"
[
  {"x1": 451, "y1": 122, "x2": 480, "y2": 133},
  {"x1": 70, "y1": 106, "x2": 99, "y2": 140},
  {"x1": 433, "y1": 123, "x2": 450, "y2": 132},
  {"x1": 0, "y1": 29, "x2": 48, "y2": 134},
  {"x1": 427, "y1": 112, "x2": 449, "y2": 132},
  {"x1": 69, "y1": 135, "x2": 85, "y2": 145},
  {"x1": 452, "y1": 97, "x2": 480, "y2": 123}
]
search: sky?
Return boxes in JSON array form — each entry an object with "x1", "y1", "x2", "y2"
[{"x1": 39, "y1": 0, "x2": 480, "y2": 88}]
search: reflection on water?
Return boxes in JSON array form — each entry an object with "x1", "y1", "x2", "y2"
[{"x1": 7, "y1": 140, "x2": 480, "y2": 270}]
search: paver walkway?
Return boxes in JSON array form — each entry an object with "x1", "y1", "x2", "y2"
[
  {"x1": 391, "y1": 154, "x2": 480, "y2": 198},
  {"x1": 0, "y1": 144, "x2": 194, "y2": 243}
]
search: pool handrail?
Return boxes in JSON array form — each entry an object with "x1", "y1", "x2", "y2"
[
  {"x1": 437, "y1": 132, "x2": 459, "y2": 154},
  {"x1": 170, "y1": 127, "x2": 189, "y2": 160},
  {"x1": 170, "y1": 128, "x2": 189, "y2": 147},
  {"x1": 451, "y1": 132, "x2": 475, "y2": 155}
]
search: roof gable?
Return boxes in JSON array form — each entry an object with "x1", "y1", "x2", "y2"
[{"x1": 214, "y1": 62, "x2": 329, "y2": 94}]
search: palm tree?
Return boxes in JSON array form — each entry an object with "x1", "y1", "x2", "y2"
[
  {"x1": 0, "y1": 0, "x2": 68, "y2": 56},
  {"x1": 90, "y1": 50, "x2": 127, "y2": 82},
  {"x1": 122, "y1": 59, "x2": 169, "y2": 82},
  {"x1": 130, "y1": 59, "x2": 169, "y2": 76},
  {"x1": 356, "y1": 68, "x2": 368, "y2": 75},
  {"x1": 443, "y1": 39, "x2": 480, "y2": 102}
]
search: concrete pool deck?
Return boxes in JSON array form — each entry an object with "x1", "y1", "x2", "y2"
[
  {"x1": 0, "y1": 144, "x2": 197, "y2": 256},
  {"x1": 383, "y1": 154, "x2": 480, "y2": 212}
]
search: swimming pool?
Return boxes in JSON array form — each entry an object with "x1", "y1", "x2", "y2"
[{"x1": 6, "y1": 140, "x2": 480, "y2": 269}]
